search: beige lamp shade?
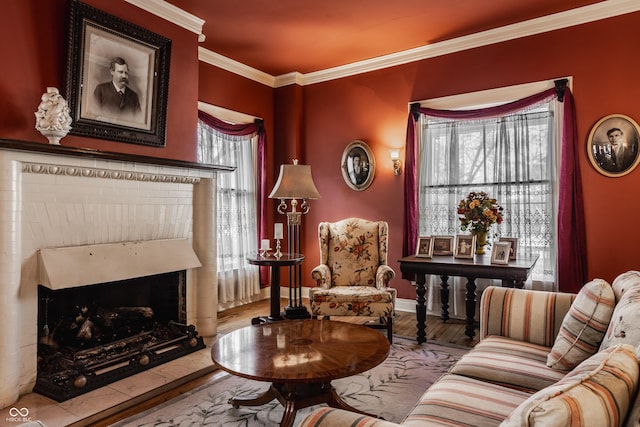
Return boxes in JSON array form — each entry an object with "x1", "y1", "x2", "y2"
[{"x1": 269, "y1": 162, "x2": 321, "y2": 200}]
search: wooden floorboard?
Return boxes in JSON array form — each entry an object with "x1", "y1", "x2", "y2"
[{"x1": 90, "y1": 298, "x2": 477, "y2": 426}]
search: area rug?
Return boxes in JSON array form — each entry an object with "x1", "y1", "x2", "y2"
[{"x1": 111, "y1": 337, "x2": 468, "y2": 427}]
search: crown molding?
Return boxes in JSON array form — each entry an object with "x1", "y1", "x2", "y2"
[
  {"x1": 198, "y1": 47, "x2": 276, "y2": 87},
  {"x1": 137, "y1": 0, "x2": 640, "y2": 87},
  {"x1": 124, "y1": 0, "x2": 204, "y2": 35},
  {"x1": 302, "y1": 0, "x2": 640, "y2": 86},
  {"x1": 273, "y1": 72, "x2": 306, "y2": 88}
]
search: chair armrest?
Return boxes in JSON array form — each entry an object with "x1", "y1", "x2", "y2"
[
  {"x1": 299, "y1": 408, "x2": 401, "y2": 427},
  {"x1": 479, "y1": 286, "x2": 576, "y2": 347},
  {"x1": 376, "y1": 264, "x2": 395, "y2": 289},
  {"x1": 311, "y1": 264, "x2": 331, "y2": 289}
]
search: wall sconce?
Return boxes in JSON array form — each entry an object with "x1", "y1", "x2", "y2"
[{"x1": 389, "y1": 150, "x2": 402, "y2": 175}]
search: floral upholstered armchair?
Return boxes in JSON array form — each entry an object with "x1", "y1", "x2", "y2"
[{"x1": 310, "y1": 218, "x2": 396, "y2": 342}]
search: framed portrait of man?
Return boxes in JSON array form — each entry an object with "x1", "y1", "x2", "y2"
[
  {"x1": 65, "y1": 0, "x2": 171, "y2": 147},
  {"x1": 341, "y1": 140, "x2": 376, "y2": 191},
  {"x1": 587, "y1": 114, "x2": 640, "y2": 177}
]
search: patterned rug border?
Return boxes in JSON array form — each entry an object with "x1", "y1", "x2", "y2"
[{"x1": 110, "y1": 335, "x2": 470, "y2": 427}]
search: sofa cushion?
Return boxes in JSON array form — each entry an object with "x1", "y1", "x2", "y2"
[
  {"x1": 299, "y1": 407, "x2": 401, "y2": 427},
  {"x1": 610, "y1": 270, "x2": 640, "y2": 302},
  {"x1": 450, "y1": 336, "x2": 566, "y2": 392},
  {"x1": 480, "y1": 286, "x2": 575, "y2": 348},
  {"x1": 547, "y1": 278, "x2": 614, "y2": 370},
  {"x1": 403, "y1": 374, "x2": 531, "y2": 427},
  {"x1": 600, "y1": 279, "x2": 640, "y2": 351},
  {"x1": 501, "y1": 344, "x2": 639, "y2": 427}
]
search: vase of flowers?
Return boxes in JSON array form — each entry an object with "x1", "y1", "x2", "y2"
[{"x1": 457, "y1": 191, "x2": 503, "y2": 255}]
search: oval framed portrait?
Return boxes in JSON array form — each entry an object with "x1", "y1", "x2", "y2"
[
  {"x1": 341, "y1": 140, "x2": 375, "y2": 191},
  {"x1": 587, "y1": 114, "x2": 640, "y2": 177}
]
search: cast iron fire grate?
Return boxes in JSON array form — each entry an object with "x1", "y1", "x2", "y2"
[{"x1": 34, "y1": 305, "x2": 205, "y2": 402}]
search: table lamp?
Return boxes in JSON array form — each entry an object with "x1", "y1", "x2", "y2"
[{"x1": 269, "y1": 159, "x2": 321, "y2": 318}]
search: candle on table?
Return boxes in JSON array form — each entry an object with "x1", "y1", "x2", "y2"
[
  {"x1": 274, "y1": 223, "x2": 284, "y2": 239},
  {"x1": 260, "y1": 239, "x2": 270, "y2": 250}
]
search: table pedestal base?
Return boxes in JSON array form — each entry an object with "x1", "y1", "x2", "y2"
[{"x1": 229, "y1": 381, "x2": 379, "y2": 427}]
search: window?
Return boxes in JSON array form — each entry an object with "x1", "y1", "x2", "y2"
[
  {"x1": 197, "y1": 118, "x2": 260, "y2": 308},
  {"x1": 418, "y1": 101, "x2": 557, "y2": 286}
]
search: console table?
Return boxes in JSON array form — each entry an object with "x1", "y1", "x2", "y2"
[
  {"x1": 398, "y1": 253, "x2": 539, "y2": 342},
  {"x1": 247, "y1": 253, "x2": 304, "y2": 324}
]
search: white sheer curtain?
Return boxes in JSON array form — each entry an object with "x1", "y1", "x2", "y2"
[
  {"x1": 417, "y1": 101, "x2": 557, "y2": 318},
  {"x1": 197, "y1": 119, "x2": 261, "y2": 310}
]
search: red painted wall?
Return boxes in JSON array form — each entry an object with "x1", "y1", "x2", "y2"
[{"x1": 300, "y1": 12, "x2": 640, "y2": 299}]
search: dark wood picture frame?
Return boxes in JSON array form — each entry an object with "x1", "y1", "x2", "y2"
[
  {"x1": 341, "y1": 140, "x2": 375, "y2": 191},
  {"x1": 65, "y1": 0, "x2": 171, "y2": 147},
  {"x1": 587, "y1": 114, "x2": 640, "y2": 177}
]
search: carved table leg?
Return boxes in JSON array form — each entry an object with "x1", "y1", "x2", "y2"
[
  {"x1": 229, "y1": 384, "x2": 277, "y2": 408},
  {"x1": 415, "y1": 273, "x2": 427, "y2": 344},
  {"x1": 465, "y1": 277, "x2": 477, "y2": 338},
  {"x1": 440, "y1": 275, "x2": 450, "y2": 322}
]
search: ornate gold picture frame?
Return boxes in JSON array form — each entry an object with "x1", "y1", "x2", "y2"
[
  {"x1": 341, "y1": 140, "x2": 375, "y2": 191},
  {"x1": 587, "y1": 114, "x2": 640, "y2": 177}
]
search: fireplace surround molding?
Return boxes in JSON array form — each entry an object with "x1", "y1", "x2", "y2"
[{"x1": 0, "y1": 139, "x2": 231, "y2": 409}]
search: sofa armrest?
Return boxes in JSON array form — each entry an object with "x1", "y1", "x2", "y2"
[
  {"x1": 299, "y1": 408, "x2": 402, "y2": 427},
  {"x1": 479, "y1": 286, "x2": 575, "y2": 347},
  {"x1": 311, "y1": 264, "x2": 331, "y2": 289}
]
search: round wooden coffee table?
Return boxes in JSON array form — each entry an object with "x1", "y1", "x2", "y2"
[{"x1": 211, "y1": 319, "x2": 390, "y2": 427}]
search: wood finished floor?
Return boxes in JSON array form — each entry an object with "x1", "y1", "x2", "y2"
[{"x1": 90, "y1": 298, "x2": 478, "y2": 426}]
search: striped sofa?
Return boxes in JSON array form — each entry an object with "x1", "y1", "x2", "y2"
[{"x1": 300, "y1": 271, "x2": 640, "y2": 427}]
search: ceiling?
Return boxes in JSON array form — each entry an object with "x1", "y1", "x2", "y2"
[{"x1": 165, "y1": 0, "x2": 603, "y2": 76}]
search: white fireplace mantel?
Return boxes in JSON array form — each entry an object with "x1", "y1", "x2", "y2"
[{"x1": 0, "y1": 138, "x2": 233, "y2": 409}]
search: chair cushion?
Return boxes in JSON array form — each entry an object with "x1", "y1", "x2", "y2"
[
  {"x1": 326, "y1": 219, "x2": 380, "y2": 287},
  {"x1": 310, "y1": 286, "x2": 394, "y2": 303},
  {"x1": 309, "y1": 286, "x2": 394, "y2": 317},
  {"x1": 403, "y1": 374, "x2": 531, "y2": 427},
  {"x1": 501, "y1": 344, "x2": 639, "y2": 427},
  {"x1": 547, "y1": 278, "x2": 615, "y2": 370},
  {"x1": 450, "y1": 336, "x2": 566, "y2": 392}
]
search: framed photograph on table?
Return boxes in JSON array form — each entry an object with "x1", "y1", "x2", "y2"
[
  {"x1": 491, "y1": 241, "x2": 512, "y2": 265},
  {"x1": 432, "y1": 236, "x2": 454, "y2": 256},
  {"x1": 454, "y1": 234, "x2": 476, "y2": 259},
  {"x1": 415, "y1": 236, "x2": 434, "y2": 258},
  {"x1": 65, "y1": 0, "x2": 171, "y2": 147},
  {"x1": 498, "y1": 237, "x2": 518, "y2": 260},
  {"x1": 587, "y1": 114, "x2": 640, "y2": 177}
]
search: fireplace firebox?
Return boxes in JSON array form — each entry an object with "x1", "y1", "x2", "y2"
[{"x1": 34, "y1": 270, "x2": 205, "y2": 402}]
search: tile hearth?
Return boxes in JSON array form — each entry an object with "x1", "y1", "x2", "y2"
[{"x1": 2, "y1": 338, "x2": 216, "y2": 426}]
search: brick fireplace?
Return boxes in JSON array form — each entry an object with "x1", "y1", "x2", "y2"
[{"x1": 0, "y1": 140, "x2": 229, "y2": 409}]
